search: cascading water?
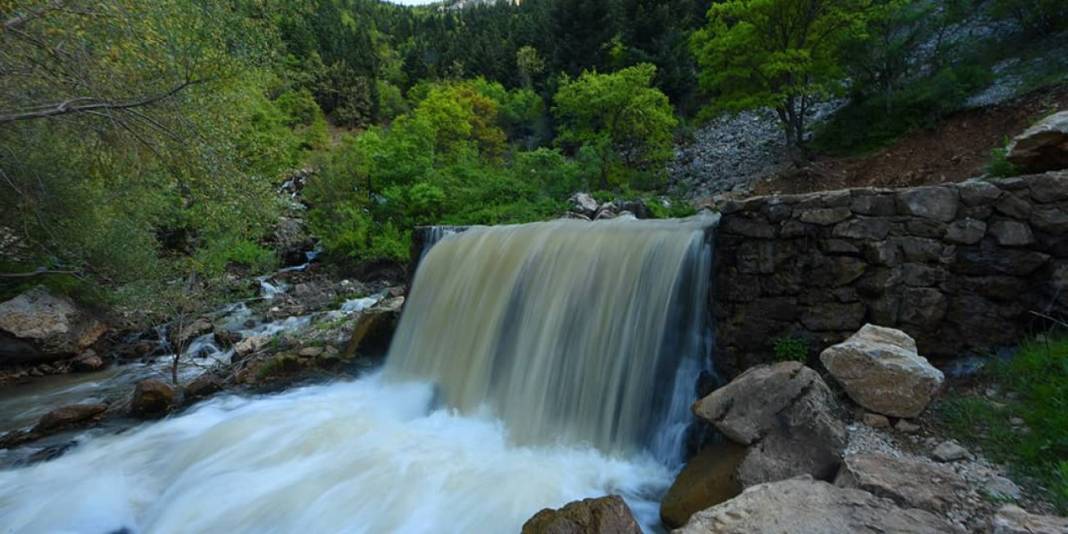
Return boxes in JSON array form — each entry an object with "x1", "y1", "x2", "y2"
[
  {"x1": 388, "y1": 217, "x2": 715, "y2": 463},
  {"x1": 0, "y1": 216, "x2": 718, "y2": 533}
]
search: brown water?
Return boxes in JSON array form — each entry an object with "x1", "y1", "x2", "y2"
[{"x1": 386, "y1": 217, "x2": 715, "y2": 458}]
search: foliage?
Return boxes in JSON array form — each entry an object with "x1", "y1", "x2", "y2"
[
  {"x1": 938, "y1": 336, "x2": 1068, "y2": 512},
  {"x1": 813, "y1": 62, "x2": 992, "y2": 154},
  {"x1": 305, "y1": 78, "x2": 572, "y2": 263},
  {"x1": 991, "y1": 0, "x2": 1068, "y2": 36},
  {"x1": 772, "y1": 335, "x2": 809, "y2": 362},
  {"x1": 987, "y1": 142, "x2": 1020, "y2": 178},
  {"x1": 691, "y1": 0, "x2": 871, "y2": 150},
  {"x1": 553, "y1": 64, "x2": 678, "y2": 190},
  {"x1": 0, "y1": 1, "x2": 327, "y2": 313}
]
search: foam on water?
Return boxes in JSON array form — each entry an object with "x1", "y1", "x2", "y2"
[{"x1": 0, "y1": 375, "x2": 671, "y2": 533}]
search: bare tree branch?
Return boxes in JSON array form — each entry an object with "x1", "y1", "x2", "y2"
[
  {"x1": 2, "y1": 0, "x2": 66, "y2": 32},
  {"x1": 0, "y1": 78, "x2": 204, "y2": 124},
  {"x1": 0, "y1": 267, "x2": 80, "y2": 278}
]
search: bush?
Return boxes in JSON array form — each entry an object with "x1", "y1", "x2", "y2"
[
  {"x1": 193, "y1": 238, "x2": 277, "y2": 276},
  {"x1": 772, "y1": 335, "x2": 809, "y2": 363},
  {"x1": 986, "y1": 141, "x2": 1020, "y2": 178}
]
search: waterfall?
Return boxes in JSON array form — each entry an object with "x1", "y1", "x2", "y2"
[
  {"x1": 386, "y1": 216, "x2": 716, "y2": 461},
  {"x1": 0, "y1": 216, "x2": 718, "y2": 533}
]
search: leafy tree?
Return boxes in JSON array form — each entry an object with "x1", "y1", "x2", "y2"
[
  {"x1": 516, "y1": 46, "x2": 546, "y2": 89},
  {"x1": 553, "y1": 64, "x2": 677, "y2": 190},
  {"x1": 690, "y1": 0, "x2": 871, "y2": 151},
  {"x1": 0, "y1": 1, "x2": 301, "y2": 307}
]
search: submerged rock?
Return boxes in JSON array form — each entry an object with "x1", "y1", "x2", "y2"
[
  {"x1": 0, "y1": 287, "x2": 108, "y2": 364},
  {"x1": 184, "y1": 374, "x2": 223, "y2": 401},
  {"x1": 660, "y1": 441, "x2": 746, "y2": 529},
  {"x1": 675, "y1": 476, "x2": 957, "y2": 534},
  {"x1": 692, "y1": 361, "x2": 847, "y2": 487},
  {"x1": 33, "y1": 403, "x2": 108, "y2": 433},
  {"x1": 131, "y1": 379, "x2": 177, "y2": 418},
  {"x1": 820, "y1": 324, "x2": 944, "y2": 418},
  {"x1": 1007, "y1": 111, "x2": 1068, "y2": 173},
  {"x1": 522, "y1": 495, "x2": 641, "y2": 534}
]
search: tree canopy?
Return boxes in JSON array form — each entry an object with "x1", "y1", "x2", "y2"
[{"x1": 690, "y1": 0, "x2": 871, "y2": 150}]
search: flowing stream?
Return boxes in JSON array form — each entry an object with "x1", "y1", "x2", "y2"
[{"x1": 0, "y1": 216, "x2": 716, "y2": 533}]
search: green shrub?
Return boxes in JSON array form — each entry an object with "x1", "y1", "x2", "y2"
[
  {"x1": 986, "y1": 141, "x2": 1020, "y2": 178},
  {"x1": 772, "y1": 335, "x2": 808, "y2": 362},
  {"x1": 193, "y1": 237, "x2": 277, "y2": 276}
]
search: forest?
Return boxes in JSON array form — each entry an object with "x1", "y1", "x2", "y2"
[{"x1": 1, "y1": 0, "x2": 1066, "y2": 317}]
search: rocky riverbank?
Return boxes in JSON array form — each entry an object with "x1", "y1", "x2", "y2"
[{"x1": 526, "y1": 324, "x2": 1068, "y2": 534}]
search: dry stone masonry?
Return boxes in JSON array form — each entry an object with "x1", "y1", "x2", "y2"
[{"x1": 713, "y1": 171, "x2": 1068, "y2": 375}]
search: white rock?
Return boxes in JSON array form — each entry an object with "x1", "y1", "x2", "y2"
[
  {"x1": 567, "y1": 192, "x2": 599, "y2": 216},
  {"x1": 674, "y1": 476, "x2": 956, "y2": 533},
  {"x1": 820, "y1": 324, "x2": 945, "y2": 418},
  {"x1": 992, "y1": 505, "x2": 1068, "y2": 534},
  {"x1": 235, "y1": 335, "x2": 269, "y2": 356},
  {"x1": 932, "y1": 441, "x2": 969, "y2": 462}
]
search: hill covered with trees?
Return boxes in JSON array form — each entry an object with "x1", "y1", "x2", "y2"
[{"x1": 1, "y1": 0, "x2": 1066, "y2": 317}]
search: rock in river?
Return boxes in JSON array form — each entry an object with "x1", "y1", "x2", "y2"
[
  {"x1": 692, "y1": 361, "x2": 847, "y2": 488},
  {"x1": 0, "y1": 287, "x2": 108, "y2": 365},
  {"x1": 522, "y1": 495, "x2": 641, "y2": 534},
  {"x1": 131, "y1": 378, "x2": 177, "y2": 418}
]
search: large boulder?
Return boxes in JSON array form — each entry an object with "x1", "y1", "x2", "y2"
[
  {"x1": 568, "y1": 192, "x2": 600, "y2": 218},
  {"x1": 1006, "y1": 111, "x2": 1068, "y2": 173},
  {"x1": 521, "y1": 495, "x2": 641, "y2": 534},
  {"x1": 342, "y1": 297, "x2": 403, "y2": 359},
  {"x1": 0, "y1": 288, "x2": 107, "y2": 364},
  {"x1": 131, "y1": 379, "x2": 177, "y2": 418},
  {"x1": 835, "y1": 453, "x2": 967, "y2": 512},
  {"x1": 692, "y1": 361, "x2": 847, "y2": 487},
  {"x1": 675, "y1": 476, "x2": 958, "y2": 534},
  {"x1": 820, "y1": 324, "x2": 944, "y2": 418},
  {"x1": 660, "y1": 441, "x2": 746, "y2": 529},
  {"x1": 992, "y1": 505, "x2": 1068, "y2": 534}
]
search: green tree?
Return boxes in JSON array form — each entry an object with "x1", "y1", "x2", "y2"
[
  {"x1": 0, "y1": 1, "x2": 295, "y2": 308},
  {"x1": 553, "y1": 64, "x2": 677, "y2": 190},
  {"x1": 690, "y1": 0, "x2": 870, "y2": 151},
  {"x1": 516, "y1": 45, "x2": 546, "y2": 89}
]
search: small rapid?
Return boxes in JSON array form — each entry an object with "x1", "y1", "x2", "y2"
[{"x1": 0, "y1": 376, "x2": 671, "y2": 533}]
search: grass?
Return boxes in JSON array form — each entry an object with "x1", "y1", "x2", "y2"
[{"x1": 937, "y1": 335, "x2": 1068, "y2": 512}]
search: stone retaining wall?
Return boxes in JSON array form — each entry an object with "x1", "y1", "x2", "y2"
[{"x1": 713, "y1": 171, "x2": 1068, "y2": 375}]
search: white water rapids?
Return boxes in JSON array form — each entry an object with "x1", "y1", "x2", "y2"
[
  {"x1": 0, "y1": 376, "x2": 671, "y2": 532},
  {"x1": 0, "y1": 217, "x2": 716, "y2": 533}
]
